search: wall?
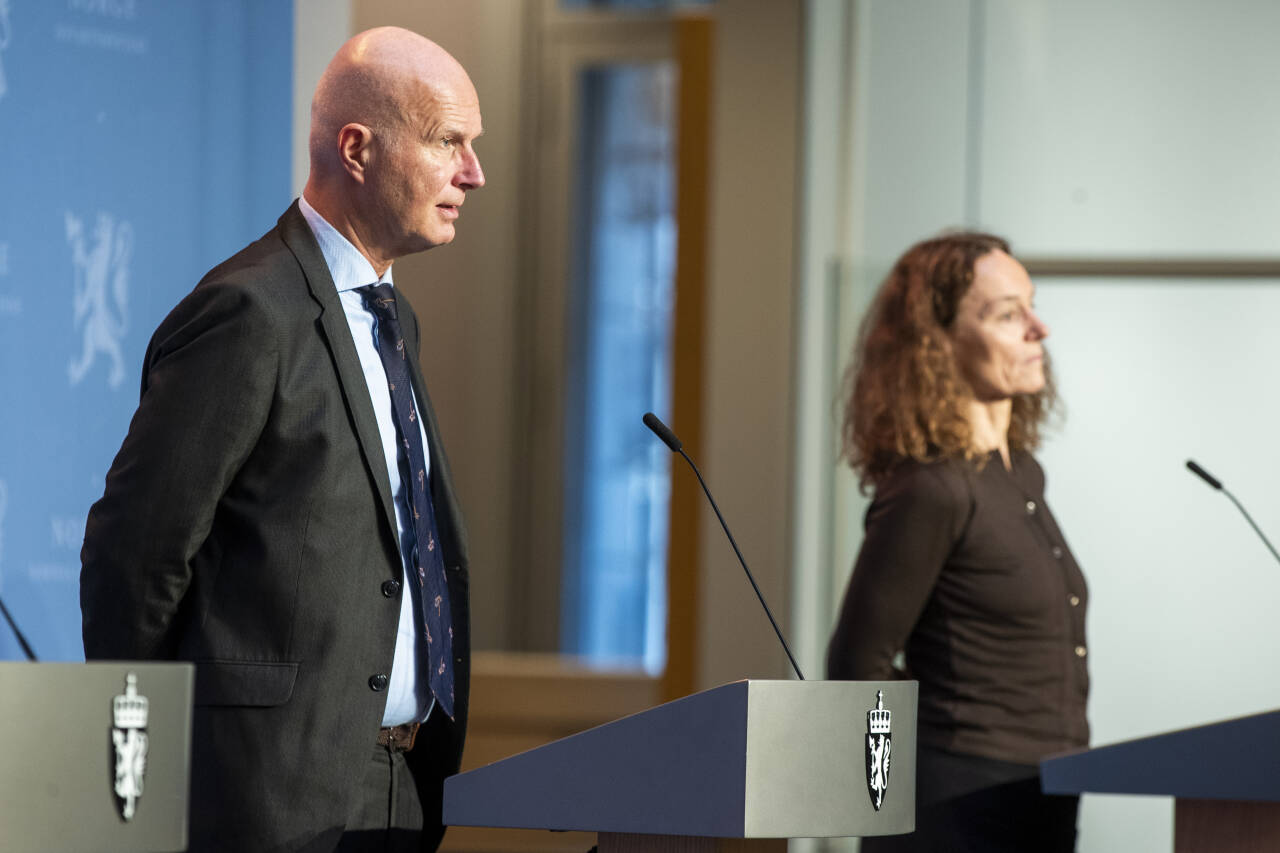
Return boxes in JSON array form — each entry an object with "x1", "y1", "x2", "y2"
[
  {"x1": 293, "y1": 2, "x2": 527, "y2": 652},
  {"x1": 0, "y1": 0, "x2": 293, "y2": 662},
  {"x1": 350, "y1": 0, "x2": 530, "y2": 650},
  {"x1": 293, "y1": 0, "x2": 352, "y2": 196},
  {"x1": 801, "y1": 1, "x2": 1280, "y2": 849},
  {"x1": 327, "y1": 1, "x2": 809, "y2": 681},
  {"x1": 696, "y1": 0, "x2": 805, "y2": 689}
]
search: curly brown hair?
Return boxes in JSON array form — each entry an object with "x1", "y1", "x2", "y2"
[{"x1": 842, "y1": 231, "x2": 1057, "y2": 489}]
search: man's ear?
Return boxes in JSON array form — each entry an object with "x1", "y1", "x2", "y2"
[{"x1": 336, "y1": 123, "x2": 373, "y2": 184}]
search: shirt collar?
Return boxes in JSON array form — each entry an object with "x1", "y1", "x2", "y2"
[{"x1": 297, "y1": 194, "x2": 394, "y2": 293}]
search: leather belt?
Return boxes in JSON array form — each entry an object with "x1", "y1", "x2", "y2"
[{"x1": 377, "y1": 722, "x2": 420, "y2": 753}]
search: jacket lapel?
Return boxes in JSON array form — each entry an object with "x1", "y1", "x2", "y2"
[{"x1": 277, "y1": 203, "x2": 401, "y2": 551}]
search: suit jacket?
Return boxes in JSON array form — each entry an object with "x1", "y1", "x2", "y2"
[{"x1": 81, "y1": 203, "x2": 471, "y2": 852}]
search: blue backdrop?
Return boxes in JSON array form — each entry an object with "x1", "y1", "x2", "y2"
[{"x1": 0, "y1": 0, "x2": 294, "y2": 661}]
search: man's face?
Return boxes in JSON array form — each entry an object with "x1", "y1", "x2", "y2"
[{"x1": 369, "y1": 73, "x2": 485, "y2": 255}]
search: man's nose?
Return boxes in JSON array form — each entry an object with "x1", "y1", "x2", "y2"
[{"x1": 457, "y1": 149, "x2": 484, "y2": 191}]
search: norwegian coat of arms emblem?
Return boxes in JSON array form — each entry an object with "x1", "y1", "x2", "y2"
[
  {"x1": 111, "y1": 672, "x2": 149, "y2": 820},
  {"x1": 66, "y1": 210, "x2": 133, "y2": 390},
  {"x1": 0, "y1": 0, "x2": 10, "y2": 103},
  {"x1": 865, "y1": 689, "x2": 892, "y2": 810}
]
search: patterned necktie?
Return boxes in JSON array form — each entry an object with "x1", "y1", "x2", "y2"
[{"x1": 358, "y1": 283, "x2": 455, "y2": 719}]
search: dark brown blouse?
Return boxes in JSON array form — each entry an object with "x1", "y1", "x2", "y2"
[{"x1": 826, "y1": 451, "x2": 1089, "y2": 765}]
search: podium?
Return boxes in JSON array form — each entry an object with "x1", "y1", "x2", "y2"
[
  {"x1": 444, "y1": 679, "x2": 917, "y2": 851},
  {"x1": 1041, "y1": 709, "x2": 1280, "y2": 852},
  {"x1": 0, "y1": 662, "x2": 194, "y2": 853}
]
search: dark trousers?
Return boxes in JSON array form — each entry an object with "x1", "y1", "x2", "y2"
[
  {"x1": 861, "y1": 746, "x2": 1079, "y2": 853},
  {"x1": 333, "y1": 745, "x2": 426, "y2": 853}
]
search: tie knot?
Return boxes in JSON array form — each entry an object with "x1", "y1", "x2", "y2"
[{"x1": 359, "y1": 283, "x2": 398, "y2": 321}]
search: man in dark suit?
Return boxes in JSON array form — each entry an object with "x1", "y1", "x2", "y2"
[{"x1": 80, "y1": 27, "x2": 484, "y2": 852}]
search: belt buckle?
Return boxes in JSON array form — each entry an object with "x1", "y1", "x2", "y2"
[{"x1": 380, "y1": 722, "x2": 419, "y2": 753}]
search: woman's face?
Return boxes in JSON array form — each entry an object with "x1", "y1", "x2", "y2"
[{"x1": 948, "y1": 249, "x2": 1049, "y2": 401}]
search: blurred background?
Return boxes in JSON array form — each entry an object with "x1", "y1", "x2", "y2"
[{"x1": 3, "y1": 1, "x2": 1280, "y2": 850}]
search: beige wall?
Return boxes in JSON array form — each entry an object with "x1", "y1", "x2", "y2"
[
  {"x1": 315, "y1": 1, "x2": 807, "y2": 681},
  {"x1": 352, "y1": 0, "x2": 533, "y2": 650},
  {"x1": 696, "y1": 0, "x2": 803, "y2": 688}
]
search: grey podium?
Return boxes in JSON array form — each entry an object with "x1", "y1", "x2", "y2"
[
  {"x1": 444, "y1": 679, "x2": 917, "y2": 851},
  {"x1": 0, "y1": 661, "x2": 195, "y2": 853},
  {"x1": 1041, "y1": 708, "x2": 1280, "y2": 852}
]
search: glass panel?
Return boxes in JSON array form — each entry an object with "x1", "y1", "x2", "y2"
[{"x1": 561, "y1": 62, "x2": 676, "y2": 671}]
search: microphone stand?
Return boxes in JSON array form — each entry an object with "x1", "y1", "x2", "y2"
[
  {"x1": 0, "y1": 595, "x2": 37, "y2": 661},
  {"x1": 644, "y1": 412, "x2": 805, "y2": 681},
  {"x1": 1185, "y1": 459, "x2": 1280, "y2": 565}
]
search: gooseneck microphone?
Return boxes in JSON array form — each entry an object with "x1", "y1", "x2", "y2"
[
  {"x1": 0, "y1": 596, "x2": 37, "y2": 661},
  {"x1": 1185, "y1": 459, "x2": 1280, "y2": 566},
  {"x1": 1185, "y1": 460, "x2": 1222, "y2": 491},
  {"x1": 643, "y1": 412, "x2": 805, "y2": 680}
]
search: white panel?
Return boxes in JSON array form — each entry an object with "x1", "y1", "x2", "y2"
[
  {"x1": 856, "y1": 0, "x2": 973, "y2": 265},
  {"x1": 980, "y1": 0, "x2": 1280, "y2": 256},
  {"x1": 1036, "y1": 278, "x2": 1280, "y2": 850},
  {"x1": 792, "y1": 0, "x2": 855, "y2": 679},
  {"x1": 829, "y1": 0, "x2": 980, "y2": 645},
  {"x1": 292, "y1": 0, "x2": 351, "y2": 197},
  {"x1": 1077, "y1": 796, "x2": 1172, "y2": 853},
  {"x1": 821, "y1": 3, "x2": 1280, "y2": 851}
]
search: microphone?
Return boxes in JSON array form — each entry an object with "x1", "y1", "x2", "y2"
[
  {"x1": 642, "y1": 412, "x2": 681, "y2": 453},
  {"x1": 0, "y1": 595, "x2": 37, "y2": 661},
  {"x1": 643, "y1": 412, "x2": 804, "y2": 680},
  {"x1": 1185, "y1": 459, "x2": 1222, "y2": 491},
  {"x1": 1185, "y1": 459, "x2": 1280, "y2": 566}
]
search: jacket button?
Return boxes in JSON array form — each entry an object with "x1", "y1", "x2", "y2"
[
  {"x1": 381, "y1": 580, "x2": 401, "y2": 598},
  {"x1": 1025, "y1": 500, "x2": 1037, "y2": 515},
  {"x1": 1069, "y1": 594, "x2": 1081, "y2": 607},
  {"x1": 369, "y1": 673, "x2": 389, "y2": 691},
  {"x1": 1074, "y1": 645, "x2": 1087, "y2": 658}
]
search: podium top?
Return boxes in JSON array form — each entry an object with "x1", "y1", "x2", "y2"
[
  {"x1": 1041, "y1": 708, "x2": 1280, "y2": 802},
  {"x1": 445, "y1": 679, "x2": 918, "y2": 839}
]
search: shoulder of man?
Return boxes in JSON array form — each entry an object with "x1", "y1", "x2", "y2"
[
  {"x1": 147, "y1": 213, "x2": 321, "y2": 355},
  {"x1": 131, "y1": 253, "x2": 290, "y2": 403}
]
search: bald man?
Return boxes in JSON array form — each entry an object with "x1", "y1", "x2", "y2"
[{"x1": 81, "y1": 28, "x2": 483, "y2": 852}]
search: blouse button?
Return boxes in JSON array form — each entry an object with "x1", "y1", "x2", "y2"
[
  {"x1": 1052, "y1": 546, "x2": 1063, "y2": 559},
  {"x1": 1025, "y1": 500, "x2": 1037, "y2": 515},
  {"x1": 1074, "y1": 645, "x2": 1087, "y2": 658},
  {"x1": 1069, "y1": 594, "x2": 1081, "y2": 607}
]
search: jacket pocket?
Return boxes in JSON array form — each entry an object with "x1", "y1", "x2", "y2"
[{"x1": 193, "y1": 660, "x2": 300, "y2": 707}]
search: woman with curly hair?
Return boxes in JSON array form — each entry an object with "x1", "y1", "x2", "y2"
[{"x1": 827, "y1": 232, "x2": 1087, "y2": 852}]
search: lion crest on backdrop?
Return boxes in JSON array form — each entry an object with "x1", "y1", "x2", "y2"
[
  {"x1": 0, "y1": 0, "x2": 11, "y2": 103},
  {"x1": 66, "y1": 211, "x2": 132, "y2": 389}
]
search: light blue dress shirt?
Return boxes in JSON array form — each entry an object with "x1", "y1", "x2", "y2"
[{"x1": 298, "y1": 195, "x2": 434, "y2": 727}]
